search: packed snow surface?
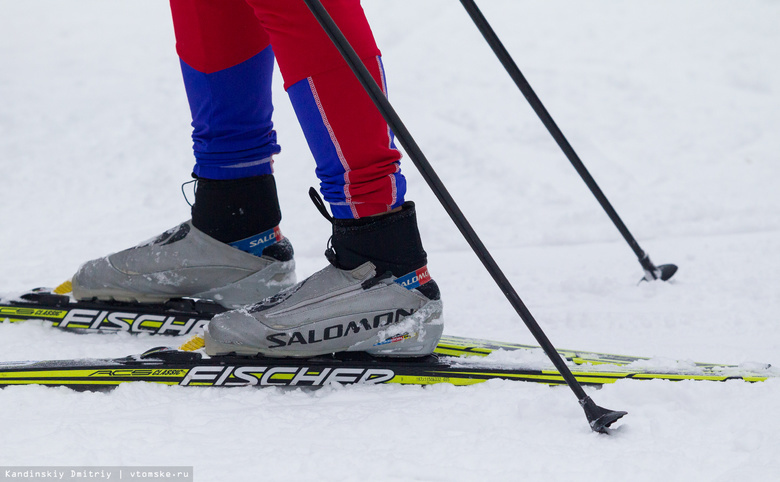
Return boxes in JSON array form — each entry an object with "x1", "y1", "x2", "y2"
[{"x1": 1, "y1": 1, "x2": 779, "y2": 480}]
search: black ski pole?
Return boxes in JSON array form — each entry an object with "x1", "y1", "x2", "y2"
[
  {"x1": 302, "y1": 0, "x2": 626, "y2": 433},
  {"x1": 459, "y1": 0, "x2": 677, "y2": 283}
]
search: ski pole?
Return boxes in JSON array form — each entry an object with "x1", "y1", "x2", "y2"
[
  {"x1": 302, "y1": 0, "x2": 626, "y2": 433},
  {"x1": 458, "y1": 0, "x2": 677, "y2": 283}
]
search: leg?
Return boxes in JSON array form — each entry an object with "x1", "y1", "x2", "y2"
[
  {"x1": 71, "y1": 0, "x2": 296, "y2": 307},
  {"x1": 171, "y1": 0, "x2": 285, "y2": 244},
  {"x1": 205, "y1": 1, "x2": 443, "y2": 358},
  {"x1": 171, "y1": 0, "x2": 278, "y2": 181},
  {"x1": 249, "y1": 0, "x2": 404, "y2": 219}
]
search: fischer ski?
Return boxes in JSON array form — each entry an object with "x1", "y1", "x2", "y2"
[
  {"x1": 1, "y1": 285, "x2": 222, "y2": 336},
  {"x1": 1, "y1": 286, "x2": 775, "y2": 383},
  {"x1": 0, "y1": 335, "x2": 774, "y2": 390}
]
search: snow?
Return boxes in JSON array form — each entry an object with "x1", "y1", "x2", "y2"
[{"x1": 1, "y1": 0, "x2": 779, "y2": 480}]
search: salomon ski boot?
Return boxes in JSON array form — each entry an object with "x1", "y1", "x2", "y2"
[{"x1": 205, "y1": 200, "x2": 443, "y2": 357}]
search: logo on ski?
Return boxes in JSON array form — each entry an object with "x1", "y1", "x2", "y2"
[
  {"x1": 54, "y1": 308, "x2": 209, "y2": 335},
  {"x1": 89, "y1": 368, "x2": 189, "y2": 377},
  {"x1": 179, "y1": 366, "x2": 396, "y2": 386},
  {"x1": 0, "y1": 306, "x2": 68, "y2": 320}
]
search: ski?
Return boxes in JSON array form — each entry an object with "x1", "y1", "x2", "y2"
[
  {"x1": 434, "y1": 336, "x2": 748, "y2": 370},
  {"x1": 0, "y1": 286, "x2": 223, "y2": 336},
  {"x1": 0, "y1": 335, "x2": 773, "y2": 390},
  {"x1": 1, "y1": 286, "x2": 775, "y2": 378}
]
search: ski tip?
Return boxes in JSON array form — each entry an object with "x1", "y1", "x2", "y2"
[
  {"x1": 179, "y1": 335, "x2": 205, "y2": 352},
  {"x1": 52, "y1": 280, "x2": 73, "y2": 295}
]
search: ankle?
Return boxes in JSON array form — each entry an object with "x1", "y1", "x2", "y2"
[
  {"x1": 331, "y1": 202, "x2": 427, "y2": 278},
  {"x1": 191, "y1": 174, "x2": 282, "y2": 244}
]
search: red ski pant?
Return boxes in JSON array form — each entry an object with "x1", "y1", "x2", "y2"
[{"x1": 169, "y1": 0, "x2": 405, "y2": 218}]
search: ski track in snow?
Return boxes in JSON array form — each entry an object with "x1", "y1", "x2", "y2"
[{"x1": 1, "y1": 1, "x2": 779, "y2": 481}]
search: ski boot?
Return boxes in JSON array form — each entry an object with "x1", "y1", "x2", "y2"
[{"x1": 205, "y1": 198, "x2": 443, "y2": 358}]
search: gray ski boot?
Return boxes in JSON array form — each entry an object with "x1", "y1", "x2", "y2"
[
  {"x1": 205, "y1": 199, "x2": 443, "y2": 357},
  {"x1": 72, "y1": 221, "x2": 296, "y2": 308},
  {"x1": 72, "y1": 174, "x2": 296, "y2": 308}
]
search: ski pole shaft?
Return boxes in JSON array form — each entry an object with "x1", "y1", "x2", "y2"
[
  {"x1": 302, "y1": 0, "x2": 625, "y2": 432},
  {"x1": 458, "y1": 0, "x2": 676, "y2": 281}
]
